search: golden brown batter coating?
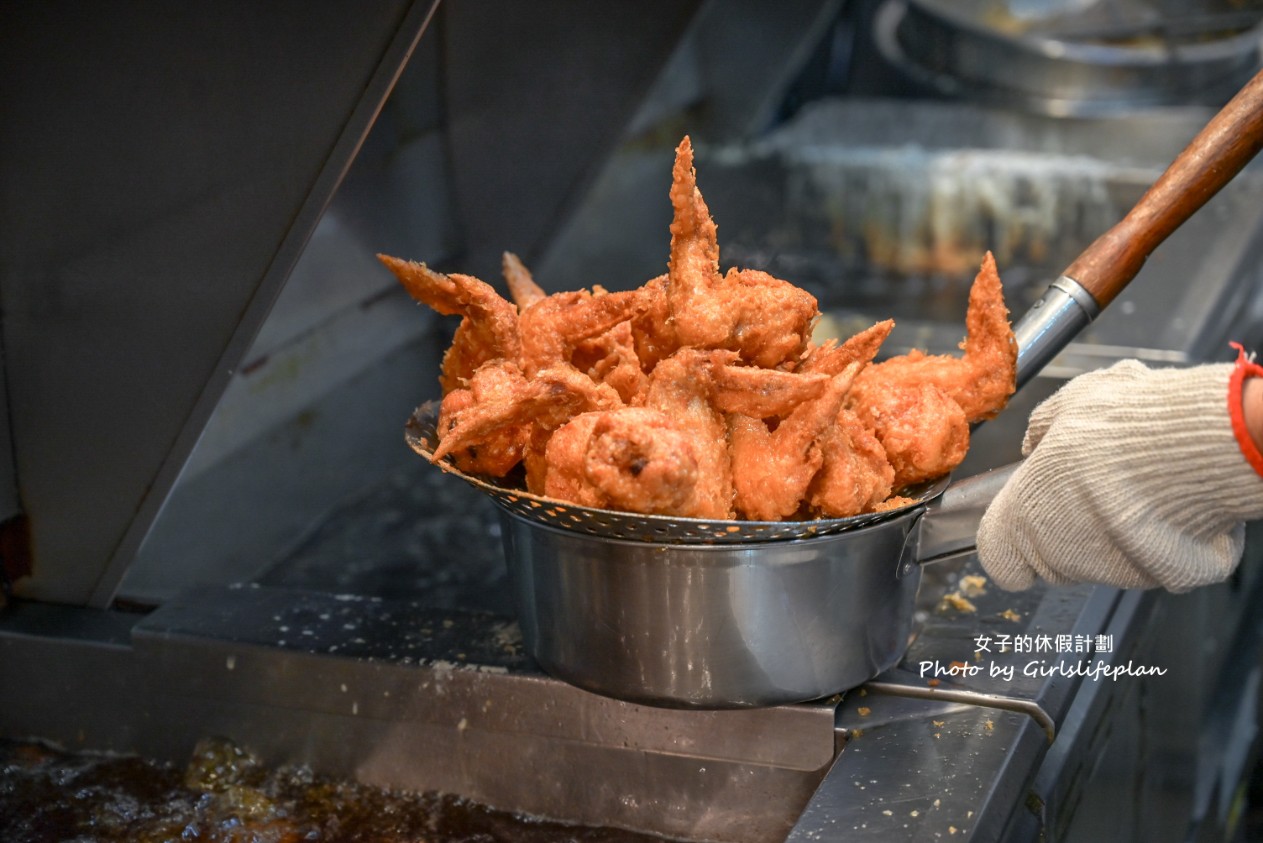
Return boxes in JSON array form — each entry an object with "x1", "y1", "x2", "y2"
[
  {"x1": 518, "y1": 288, "x2": 646, "y2": 377},
  {"x1": 385, "y1": 143, "x2": 1017, "y2": 522},
  {"x1": 544, "y1": 409, "x2": 702, "y2": 515},
  {"x1": 853, "y1": 252, "x2": 1015, "y2": 423},
  {"x1": 502, "y1": 251, "x2": 547, "y2": 311},
  {"x1": 806, "y1": 408, "x2": 896, "y2": 518},
  {"x1": 378, "y1": 255, "x2": 521, "y2": 394},
  {"x1": 665, "y1": 138, "x2": 818, "y2": 369},
  {"x1": 852, "y1": 381, "x2": 969, "y2": 487},
  {"x1": 728, "y1": 363, "x2": 864, "y2": 522}
]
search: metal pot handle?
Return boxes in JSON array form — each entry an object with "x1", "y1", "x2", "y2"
[{"x1": 903, "y1": 462, "x2": 1020, "y2": 569}]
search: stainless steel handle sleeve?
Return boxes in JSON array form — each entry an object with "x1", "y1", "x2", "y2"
[
  {"x1": 1012, "y1": 276, "x2": 1101, "y2": 390},
  {"x1": 908, "y1": 462, "x2": 1021, "y2": 567}
]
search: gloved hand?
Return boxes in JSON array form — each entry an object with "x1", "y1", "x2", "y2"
[{"x1": 977, "y1": 358, "x2": 1263, "y2": 592}]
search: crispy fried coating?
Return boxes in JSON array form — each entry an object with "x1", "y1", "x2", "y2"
[
  {"x1": 630, "y1": 274, "x2": 675, "y2": 372},
  {"x1": 519, "y1": 364, "x2": 626, "y2": 494},
  {"x1": 806, "y1": 408, "x2": 896, "y2": 517},
  {"x1": 854, "y1": 252, "x2": 1015, "y2": 423},
  {"x1": 434, "y1": 362, "x2": 619, "y2": 479},
  {"x1": 433, "y1": 363, "x2": 578, "y2": 471},
  {"x1": 433, "y1": 361, "x2": 533, "y2": 476},
  {"x1": 845, "y1": 252, "x2": 1013, "y2": 487},
  {"x1": 708, "y1": 358, "x2": 831, "y2": 419},
  {"x1": 500, "y1": 252, "x2": 649, "y2": 402},
  {"x1": 639, "y1": 349, "x2": 738, "y2": 519},
  {"x1": 853, "y1": 381, "x2": 969, "y2": 487},
  {"x1": 585, "y1": 410, "x2": 701, "y2": 514},
  {"x1": 540, "y1": 413, "x2": 604, "y2": 505},
  {"x1": 544, "y1": 409, "x2": 701, "y2": 515},
  {"x1": 666, "y1": 138, "x2": 818, "y2": 369},
  {"x1": 573, "y1": 320, "x2": 648, "y2": 405},
  {"x1": 518, "y1": 288, "x2": 646, "y2": 377},
  {"x1": 729, "y1": 363, "x2": 864, "y2": 521},
  {"x1": 800, "y1": 320, "x2": 895, "y2": 376},
  {"x1": 392, "y1": 142, "x2": 1017, "y2": 522},
  {"x1": 540, "y1": 350, "x2": 834, "y2": 518},
  {"x1": 378, "y1": 255, "x2": 521, "y2": 394},
  {"x1": 503, "y1": 251, "x2": 547, "y2": 311}
]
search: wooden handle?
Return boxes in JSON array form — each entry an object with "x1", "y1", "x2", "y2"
[{"x1": 1065, "y1": 67, "x2": 1263, "y2": 308}]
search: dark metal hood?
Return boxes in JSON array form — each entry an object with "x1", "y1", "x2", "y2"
[{"x1": 0, "y1": 0, "x2": 704, "y2": 608}]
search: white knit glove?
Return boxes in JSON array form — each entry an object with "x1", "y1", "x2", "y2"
[{"x1": 977, "y1": 360, "x2": 1263, "y2": 592}]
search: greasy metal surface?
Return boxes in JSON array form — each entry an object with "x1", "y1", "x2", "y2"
[
  {"x1": 795, "y1": 704, "x2": 1046, "y2": 840},
  {"x1": 0, "y1": 588, "x2": 839, "y2": 843},
  {"x1": 787, "y1": 558, "x2": 1123, "y2": 841},
  {"x1": 6, "y1": 547, "x2": 1261, "y2": 841},
  {"x1": 874, "y1": 0, "x2": 1263, "y2": 116},
  {"x1": 0, "y1": 1, "x2": 436, "y2": 607},
  {"x1": 405, "y1": 402, "x2": 947, "y2": 543}
]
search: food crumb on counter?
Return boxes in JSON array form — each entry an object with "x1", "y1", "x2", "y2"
[
  {"x1": 998, "y1": 608, "x2": 1021, "y2": 622},
  {"x1": 958, "y1": 575, "x2": 988, "y2": 597},
  {"x1": 857, "y1": 706, "x2": 872, "y2": 717},
  {"x1": 937, "y1": 592, "x2": 977, "y2": 614}
]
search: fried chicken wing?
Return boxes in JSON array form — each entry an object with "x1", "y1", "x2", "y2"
[
  {"x1": 433, "y1": 361, "x2": 532, "y2": 476},
  {"x1": 845, "y1": 253, "x2": 1014, "y2": 487},
  {"x1": 433, "y1": 362, "x2": 621, "y2": 480},
  {"x1": 392, "y1": 140, "x2": 1018, "y2": 523},
  {"x1": 573, "y1": 320, "x2": 648, "y2": 404},
  {"x1": 800, "y1": 320, "x2": 895, "y2": 376},
  {"x1": 806, "y1": 408, "x2": 896, "y2": 518},
  {"x1": 519, "y1": 364, "x2": 626, "y2": 494},
  {"x1": 666, "y1": 138, "x2": 818, "y2": 369},
  {"x1": 378, "y1": 255, "x2": 521, "y2": 394},
  {"x1": 728, "y1": 363, "x2": 864, "y2": 521},
  {"x1": 852, "y1": 381, "x2": 969, "y2": 487},
  {"x1": 638, "y1": 349, "x2": 738, "y2": 519},
  {"x1": 544, "y1": 409, "x2": 702, "y2": 515},
  {"x1": 630, "y1": 274, "x2": 675, "y2": 372},
  {"x1": 518, "y1": 288, "x2": 646, "y2": 377},
  {"x1": 708, "y1": 358, "x2": 831, "y2": 419},
  {"x1": 432, "y1": 361, "x2": 585, "y2": 473},
  {"x1": 854, "y1": 252, "x2": 1015, "y2": 423}
]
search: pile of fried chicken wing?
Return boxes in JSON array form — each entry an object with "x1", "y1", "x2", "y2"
[{"x1": 380, "y1": 137, "x2": 1017, "y2": 522}]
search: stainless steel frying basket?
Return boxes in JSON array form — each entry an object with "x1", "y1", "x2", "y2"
[{"x1": 404, "y1": 403, "x2": 946, "y2": 545}]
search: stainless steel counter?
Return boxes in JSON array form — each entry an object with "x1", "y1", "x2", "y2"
[
  {"x1": 792, "y1": 536, "x2": 1263, "y2": 841},
  {"x1": 6, "y1": 529, "x2": 1260, "y2": 842}
]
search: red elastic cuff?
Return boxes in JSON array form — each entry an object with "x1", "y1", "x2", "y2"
[{"x1": 1228, "y1": 342, "x2": 1263, "y2": 478}]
